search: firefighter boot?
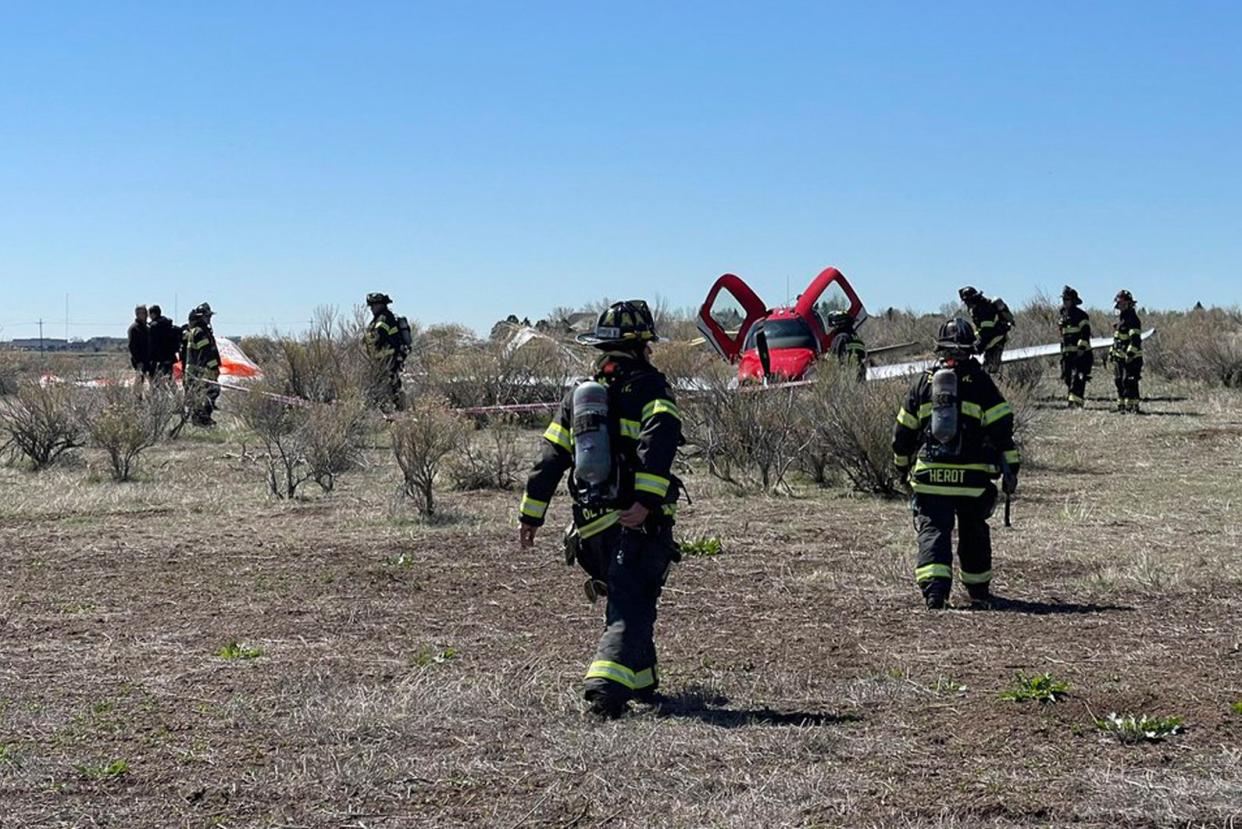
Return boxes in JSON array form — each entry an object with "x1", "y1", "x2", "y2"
[
  {"x1": 585, "y1": 688, "x2": 628, "y2": 720},
  {"x1": 966, "y1": 582, "x2": 993, "y2": 610},
  {"x1": 923, "y1": 579, "x2": 950, "y2": 610}
]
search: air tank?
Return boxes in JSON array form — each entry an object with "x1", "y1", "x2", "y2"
[{"x1": 572, "y1": 381, "x2": 612, "y2": 486}]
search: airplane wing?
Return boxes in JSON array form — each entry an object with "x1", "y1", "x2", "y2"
[{"x1": 865, "y1": 329, "x2": 1157, "y2": 382}]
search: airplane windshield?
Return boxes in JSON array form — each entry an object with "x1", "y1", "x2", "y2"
[{"x1": 745, "y1": 318, "x2": 817, "y2": 351}]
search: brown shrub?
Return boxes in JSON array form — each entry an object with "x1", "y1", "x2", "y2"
[
  {"x1": 86, "y1": 385, "x2": 180, "y2": 481},
  {"x1": 391, "y1": 396, "x2": 470, "y2": 516},
  {"x1": 446, "y1": 416, "x2": 525, "y2": 491},
  {"x1": 0, "y1": 382, "x2": 89, "y2": 470}
]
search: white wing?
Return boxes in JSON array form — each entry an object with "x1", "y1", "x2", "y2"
[{"x1": 865, "y1": 329, "x2": 1157, "y2": 382}]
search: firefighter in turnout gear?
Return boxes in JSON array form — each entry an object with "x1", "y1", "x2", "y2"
[
  {"x1": 892, "y1": 318, "x2": 1021, "y2": 610},
  {"x1": 1109, "y1": 290, "x2": 1143, "y2": 413},
  {"x1": 1058, "y1": 286, "x2": 1093, "y2": 408},
  {"x1": 959, "y1": 286, "x2": 1014, "y2": 373},
  {"x1": 364, "y1": 292, "x2": 407, "y2": 410},
  {"x1": 182, "y1": 303, "x2": 221, "y2": 426},
  {"x1": 517, "y1": 300, "x2": 683, "y2": 719},
  {"x1": 827, "y1": 311, "x2": 867, "y2": 381}
]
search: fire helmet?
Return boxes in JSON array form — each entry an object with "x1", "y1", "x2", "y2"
[
  {"x1": 1061, "y1": 285, "x2": 1082, "y2": 305},
  {"x1": 576, "y1": 300, "x2": 660, "y2": 348},
  {"x1": 366, "y1": 292, "x2": 393, "y2": 306},
  {"x1": 935, "y1": 317, "x2": 977, "y2": 355},
  {"x1": 1114, "y1": 289, "x2": 1134, "y2": 308},
  {"x1": 958, "y1": 286, "x2": 982, "y2": 303}
]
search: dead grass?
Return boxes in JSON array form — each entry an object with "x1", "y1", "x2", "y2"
[{"x1": 0, "y1": 375, "x2": 1240, "y2": 827}]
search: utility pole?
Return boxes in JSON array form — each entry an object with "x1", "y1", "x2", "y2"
[{"x1": 38, "y1": 319, "x2": 44, "y2": 353}]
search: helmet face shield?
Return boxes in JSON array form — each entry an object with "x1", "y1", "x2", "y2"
[{"x1": 366, "y1": 292, "x2": 392, "y2": 305}]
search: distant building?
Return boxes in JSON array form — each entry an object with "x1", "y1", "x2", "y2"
[{"x1": 2, "y1": 337, "x2": 126, "y2": 352}]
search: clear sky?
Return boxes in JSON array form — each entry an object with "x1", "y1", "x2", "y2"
[{"x1": 2, "y1": 1, "x2": 1239, "y2": 339}]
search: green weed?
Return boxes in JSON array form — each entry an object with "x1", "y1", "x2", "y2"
[
  {"x1": 0, "y1": 744, "x2": 14, "y2": 765},
  {"x1": 679, "y1": 536, "x2": 723, "y2": 557},
  {"x1": 412, "y1": 645, "x2": 459, "y2": 667},
  {"x1": 1229, "y1": 700, "x2": 1242, "y2": 715},
  {"x1": 388, "y1": 551, "x2": 416, "y2": 568},
  {"x1": 216, "y1": 641, "x2": 263, "y2": 661},
  {"x1": 1095, "y1": 712, "x2": 1184, "y2": 742},
  {"x1": 998, "y1": 672, "x2": 1069, "y2": 703},
  {"x1": 78, "y1": 758, "x2": 129, "y2": 780},
  {"x1": 932, "y1": 676, "x2": 967, "y2": 695}
]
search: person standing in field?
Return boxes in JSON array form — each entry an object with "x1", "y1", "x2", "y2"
[
  {"x1": 147, "y1": 304, "x2": 180, "y2": 382},
  {"x1": 518, "y1": 300, "x2": 683, "y2": 719},
  {"x1": 1058, "y1": 286, "x2": 1093, "y2": 408},
  {"x1": 182, "y1": 303, "x2": 221, "y2": 426},
  {"x1": 1109, "y1": 289, "x2": 1144, "y2": 414},
  {"x1": 958, "y1": 286, "x2": 1014, "y2": 373},
  {"x1": 893, "y1": 318, "x2": 1021, "y2": 610},
  {"x1": 364, "y1": 292, "x2": 408, "y2": 410},
  {"x1": 127, "y1": 305, "x2": 153, "y2": 383}
]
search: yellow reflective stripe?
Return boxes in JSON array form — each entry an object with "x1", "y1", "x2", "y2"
[
  {"x1": 977, "y1": 319, "x2": 996, "y2": 330},
  {"x1": 661, "y1": 503, "x2": 678, "y2": 517},
  {"x1": 981, "y1": 333, "x2": 1006, "y2": 350},
  {"x1": 982, "y1": 401, "x2": 1013, "y2": 426},
  {"x1": 206, "y1": 359, "x2": 220, "y2": 369},
  {"x1": 543, "y1": 422, "x2": 572, "y2": 451},
  {"x1": 913, "y1": 460, "x2": 998, "y2": 474},
  {"x1": 1002, "y1": 449, "x2": 1021, "y2": 465},
  {"x1": 1061, "y1": 324, "x2": 1083, "y2": 334},
  {"x1": 642, "y1": 399, "x2": 681, "y2": 422},
  {"x1": 188, "y1": 339, "x2": 210, "y2": 350},
  {"x1": 960, "y1": 401, "x2": 983, "y2": 420},
  {"x1": 578, "y1": 510, "x2": 620, "y2": 539},
  {"x1": 1068, "y1": 393, "x2": 1084, "y2": 403},
  {"x1": 1127, "y1": 328, "x2": 1142, "y2": 335},
  {"x1": 893, "y1": 453, "x2": 912, "y2": 467},
  {"x1": 916, "y1": 563, "x2": 953, "y2": 582},
  {"x1": 634, "y1": 472, "x2": 669, "y2": 497},
  {"x1": 585, "y1": 660, "x2": 655, "y2": 690},
  {"x1": 619, "y1": 419, "x2": 642, "y2": 440},
  {"x1": 373, "y1": 320, "x2": 398, "y2": 334},
  {"x1": 911, "y1": 482, "x2": 986, "y2": 497},
  {"x1": 896, "y1": 408, "x2": 920, "y2": 429},
  {"x1": 519, "y1": 494, "x2": 548, "y2": 519},
  {"x1": 917, "y1": 402, "x2": 933, "y2": 419},
  {"x1": 960, "y1": 569, "x2": 992, "y2": 585}
]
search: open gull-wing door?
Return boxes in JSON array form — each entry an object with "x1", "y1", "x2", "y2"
[
  {"x1": 794, "y1": 267, "x2": 868, "y2": 350},
  {"x1": 697, "y1": 273, "x2": 768, "y2": 362}
]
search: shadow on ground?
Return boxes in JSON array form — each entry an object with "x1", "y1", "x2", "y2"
[
  {"x1": 977, "y1": 596, "x2": 1134, "y2": 615},
  {"x1": 648, "y1": 688, "x2": 861, "y2": 728}
]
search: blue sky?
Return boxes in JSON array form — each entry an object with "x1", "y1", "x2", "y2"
[{"x1": 1, "y1": 1, "x2": 1239, "y2": 339}]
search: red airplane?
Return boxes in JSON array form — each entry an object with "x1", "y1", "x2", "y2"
[{"x1": 697, "y1": 267, "x2": 868, "y2": 383}]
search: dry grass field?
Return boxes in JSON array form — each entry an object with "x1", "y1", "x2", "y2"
[{"x1": 1, "y1": 375, "x2": 1240, "y2": 828}]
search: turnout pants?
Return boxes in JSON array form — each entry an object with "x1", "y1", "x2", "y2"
[
  {"x1": 1113, "y1": 360, "x2": 1142, "y2": 411},
  {"x1": 1061, "y1": 353, "x2": 1092, "y2": 407},
  {"x1": 582, "y1": 523, "x2": 676, "y2": 704},
  {"x1": 982, "y1": 344, "x2": 1004, "y2": 374},
  {"x1": 913, "y1": 488, "x2": 996, "y2": 600},
  {"x1": 185, "y1": 368, "x2": 220, "y2": 425}
]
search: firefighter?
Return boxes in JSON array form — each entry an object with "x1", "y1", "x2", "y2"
[
  {"x1": 1109, "y1": 289, "x2": 1143, "y2": 413},
  {"x1": 1058, "y1": 286, "x2": 1093, "y2": 408},
  {"x1": 517, "y1": 300, "x2": 683, "y2": 719},
  {"x1": 958, "y1": 286, "x2": 1014, "y2": 373},
  {"x1": 182, "y1": 303, "x2": 221, "y2": 426},
  {"x1": 147, "y1": 304, "x2": 180, "y2": 381},
  {"x1": 827, "y1": 311, "x2": 867, "y2": 381},
  {"x1": 364, "y1": 292, "x2": 406, "y2": 410},
  {"x1": 892, "y1": 318, "x2": 1021, "y2": 610}
]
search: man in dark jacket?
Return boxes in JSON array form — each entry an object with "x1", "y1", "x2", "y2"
[
  {"x1": 1109, "y1": 290, "x2": 1143, "y2": 413},
  {"x1": 893, "y1": 318, "x2": 1021, "y2": 610},
  {"x1": 127, "y1": 305, "x2": 153, "y2": 380},
  {"x1": 1058, "y1": 286, "x2": 1093, "y2": 408},
  {"x1": 518, "y1": 300, "x2": 683, "y2": 719},
  {"x1": 147, "y1": 304, "x2": 180, "y2": 381},
  {"x1": 183, "y1": 303, "x2": 221, "y2": 426}
]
